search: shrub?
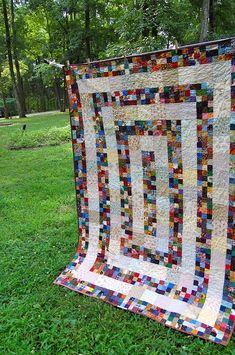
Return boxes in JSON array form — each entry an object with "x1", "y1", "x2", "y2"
[{"x1": 0, "y1": 98, "x2": 18, "y2": 117}]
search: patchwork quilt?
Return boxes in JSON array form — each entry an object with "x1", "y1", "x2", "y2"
[{"x1": 55, "y1": 38, "x2": 235, "y2": 345}]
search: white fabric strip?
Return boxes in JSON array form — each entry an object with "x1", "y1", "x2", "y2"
[
  {"x1": 197, "y1": 82, "x2": 230, "y2": 327},
  {"x1": 113, "y1": 103, "x2": 196, "y2": 121},
  {"x1": 71, "y1": 95, "x2": 100, "y2": 279},
  {"x1": 129, "y1": 142, "x2": 144, "y2": 236},
  {"x1": 176, "y1": 118, "x2": 198, "y2": 293},
  {"x1": 102, "y1": 107, "x2": 122, "y2": 263},
  {"x1": 140, "y1": 135, "x2": 169, "y2": 253}
]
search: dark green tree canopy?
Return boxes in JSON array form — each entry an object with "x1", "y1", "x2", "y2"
[{"x1": 0, "y1": 0, "x2": 235, "y2": 117}]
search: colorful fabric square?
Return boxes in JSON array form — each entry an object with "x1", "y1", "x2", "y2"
[{"x1": 55, "y1": 38, "x2": 235, "y2": 346}]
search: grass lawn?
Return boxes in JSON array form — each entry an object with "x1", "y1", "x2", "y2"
[{"x1": 0, "y1": 113, "x2": 234, "y2": 354}]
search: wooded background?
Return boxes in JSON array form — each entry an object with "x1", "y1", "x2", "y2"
[{"x1": 0, "y1": 0, "x2": 235, "y2": 118}]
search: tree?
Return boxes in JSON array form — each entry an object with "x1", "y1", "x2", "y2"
[
  {"x1": 193, "y1": 0, "x2": 235, "y2": 41},
  {"x1": 1, "y1": 0, "x2": 26, "y2": 117},
  {"x1": 102, "y1": 0, "x2": 199, "y2": 57},
  {"x1": 1, "y1": 0, "x2": 235, "y2": 116},
  {"x1": 0, "y1": 13, "x2": 9, "y2": 118},
  {"x1": 84, "y1": 0, "x2": 91, "y2": 59},
  {"x1": 0, "y1": 69, "x2": 10, "y2": 119},
  {"x1": 10, "y1": 0, "x2": 26, "y2": 115},
  {"x1": 200, "y1": 0, "x2": 210, "y2": 41}
]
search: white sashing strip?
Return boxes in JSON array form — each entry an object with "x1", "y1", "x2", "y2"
[
  {"x1": 71, "y1": 95, "x2": 100, "y2": 279},
  {"x1": 140, "y1": 135, "x2": 169, "y2": 253},
  {"x1": 196, "y1": 77, "x2": 230, "y2": 327},
  {"x1": 176, "y1": 118, "x2": 198, "y2": 293},
  {"x1": 197, "y1": 145, "x2": 230, "y2": 326},
  {"x1": 129, "y1": 136, "x2": 170, "y2": 253},
  {"x1": 129, "y1": 142, "x2": 144, "y2": 235},
  {"x1": 113, "y1": 103, "x2": 196, "y2": 121},
  {"x1": 102, "y1": 107, "x2": 122, "y2": 262},
  {"x1": 77, "y1": 77, "x2": 111, "y2": 94}
]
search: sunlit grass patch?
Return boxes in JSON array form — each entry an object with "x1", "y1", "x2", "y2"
[{"x1": 8, "y1": 125, "x2": 71, "y2": 150}]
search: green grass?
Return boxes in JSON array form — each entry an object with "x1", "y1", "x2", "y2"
[{"x1": 0, "y1": 113, "x2": 234, "y2": 354}]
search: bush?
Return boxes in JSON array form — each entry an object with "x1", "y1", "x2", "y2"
[
  {"x1": 0, "y1": 98, "x2": 18, "y2": 117},
  {"x1": 8, "y1": 125, "x2": 71, "y2": 150}
]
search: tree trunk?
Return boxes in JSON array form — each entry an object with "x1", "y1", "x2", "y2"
[
  {"x1": 0, "y1": 69, "x2": 9, "y2": 119},
  {"x1": 10, "y1": 0, "x2": 26, "y2": 116},
  {"x1": 0, "y1": 88, "x2": 9, "y2": 119},
  {"x1": 2, "y1": 95, "x2": 9, "y2": 119},
  {"x1": 63, "y1": 73, "x2": 67, "y2": 111},
  {"x1": 85, "y1": 0, "x2": 91, "y2": 59},
  {"x1": 2, "y1": 0, "x2": 25, "y2": 118},
  {"x1": 45, "y1": 10, "x2": 53, "y2": 57},
  {"x1": 54, "y1": 77, "x2": 65, "y2": 112},
  {"x1": 200, "y1": 0, "x2": 210, "y2": 41},
  {"x1": 140, "y1": 1, "x2": 151, "y2": 38},
  {"x1": 209, "y1": 0, "x2": 215, "y2": 36},
  {"x1": 39, "y1": 78, "x2": 47, "y2": 112}
]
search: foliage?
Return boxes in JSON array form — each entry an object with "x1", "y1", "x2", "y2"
[
  {"x1": 102, "y1": 0, "x2": 199, "y2": 57},
  {"x1": 0, "y1": 113, "x2": 234, "y2": 353},
  {"x1": 0, "y1": 0, "x2": 235, "y2": 116},
  {"x1": 8, "y1": 124, "x2": 70, "y2": 149},
  {"x1": 0, "y1": 97, "x2": 17, "y2": 116}
]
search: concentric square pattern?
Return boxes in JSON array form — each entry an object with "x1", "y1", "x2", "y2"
[{"x1": 55, "y1": 38, "x2": 235, "y2": 345}]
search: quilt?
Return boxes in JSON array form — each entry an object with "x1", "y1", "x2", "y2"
[{"x1": 54, "y1": 38, "x2": 235, "y2": 345}]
